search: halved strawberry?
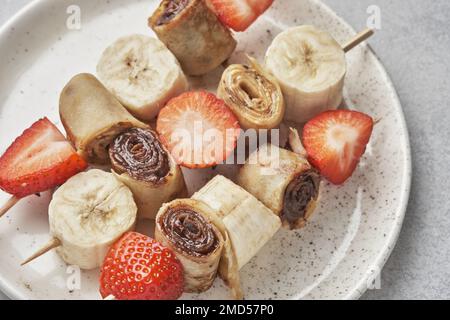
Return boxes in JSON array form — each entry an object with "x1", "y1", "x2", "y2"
[
  {"x1": 247, "y1": 0, "x2": 274, "y2": 15},
  {"x1": 206, "y1": 0, "x2": 274, "y2": 32},
  {"x1": 0, "y1": 118, "x2": 87, "y2": 198},
  {"x1": 100, "y1": 232, "x2": 184, "y2": 300},
  {"x1": 157, "y1": 91, "x2": 241, "y2": 169},
  {"x1": 303, "y1": 110, "x2": 374, "y2": 185}
]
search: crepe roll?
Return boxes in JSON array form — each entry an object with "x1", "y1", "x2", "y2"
[
  {"x1": 59, "y1": 73, "x2": 146, "y2": 164},
  {"x1": 238, "y1": 144, "x2": 321, "y2": 230},
  {"x1": 109, "y1": 127, "x2": 187, "y2": 220},
  {"x1": 149, "y1": 0, "x2": 237, "y2": 76},
  {"x1": 155, "y1": 199, "x2": 226, "y2": 293},
  {"x1": 218, "y1": 57, "x2": 285, "y2": 130}
]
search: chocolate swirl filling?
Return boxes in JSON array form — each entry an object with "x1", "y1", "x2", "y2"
[
  {"x1": 282, "y1": 170, "x2": 321, "y2": 228},
  {"x1": 162, "y1": 206, "x2": 219, "y2": 257},
  {"x1": 109, "y1": 128, "x2": 170, "y2": 184},
  {"x1": 157, "y1": 0, "x2": 190, "y2": 25}
]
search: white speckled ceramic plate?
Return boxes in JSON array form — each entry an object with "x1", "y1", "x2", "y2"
[{"x1": 0, "y1": 0, "x2": 411, "y2": 300}]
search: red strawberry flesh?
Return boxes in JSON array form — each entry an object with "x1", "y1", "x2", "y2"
[
  {"x1": 303, "y1": 110, "x2": 374, "y2": 185},
  {"x1": 247, "y1": 0, "x2": 274, "y2": 14},
  {"x1": 157, "y1": 91, "x2": 241, "y2": 169},
  {"x1": 0, "y1": 118, "x2": 87, "y2": 198},
  {"x1": 207, "y1": 0, "x2": 273, "y2": 32}
]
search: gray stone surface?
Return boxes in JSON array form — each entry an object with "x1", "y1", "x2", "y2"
[{"x1": 0, "y1": 0, "x2": 449, "y2": 300}]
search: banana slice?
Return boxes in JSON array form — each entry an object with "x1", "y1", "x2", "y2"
[
  {"x1": 193, "y1": 175, "x2": 281, "y2": 300},
  {"x1": 49, "y1": 169, "x2": 137, "y2": 270},
  {"x1": 193, "y1": 175, "x2": 281, "y2": 270},
  {"x1": 97, "y1": 34, "x2": 188, "y2": 121},
  {"x1": 265, "y1": 25, "x2": 346, "y2": 123}
]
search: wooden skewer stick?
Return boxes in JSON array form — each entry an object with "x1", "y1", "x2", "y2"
[
  {"x1": 0, "y1": 196, "x2": 20, "y2": 218},
  {"x1": 342, "y1": 28, "x2": 375, "y2": 53},
  {"x1": 21, "y1": 237, "x2": 61, "y2": 266}
]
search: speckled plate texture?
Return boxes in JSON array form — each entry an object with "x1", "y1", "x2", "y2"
[{"x1": 0, "y1": 0, "x2": 411, "y2": 300}]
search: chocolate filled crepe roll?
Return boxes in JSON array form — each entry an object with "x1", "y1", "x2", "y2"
[
  {"x1": 218, "y1": 57, "x2": 285, "y2": 130},
  {"x1": 238, "y1": 144, "x2": 321, "y2": 230},
  {"x1": 109, "y1": 128, "x2": 187, "y2": 220},
  {"x1": 60, "y1": 73, "x2": 146, "y2": 164},
  {"x1": 193, "y1": 175, "x2": 281, "y2": 270},
  {"x1": 155, "y1": 199, "x2": 227, "y2": 293},
  {"x1": 149, "y1": 0, "x2": 237, "y2": 76}
]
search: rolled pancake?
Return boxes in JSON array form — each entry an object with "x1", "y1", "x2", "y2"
[
  {"x1": 155, "y1": 199, "x2": 227, "y2": 293},
  {"x1": 149, "y1": 0, "x2": 237, "y2": 76},
  {"x1": 59, "y1": 73, "x2": 146, "y2": 164},
  {"x1": 218, "y1": 57, "x2": 285, "y2": 130},
  {"x1": 237, "y1": 144, "x2": 321, "y2": 230},
  {"x1": 109, "y1": 128, "x2": 187, "y2": 220}
]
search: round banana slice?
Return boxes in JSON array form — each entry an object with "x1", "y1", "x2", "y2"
[
  {"x1": 49, "y1": 169, "x2": 137, "y2": 270},
  {"x1": 265, "y1": 25, "x2": 346, "y2": 123},
  {"x1": 97, "y1": 34, "x2": 188, "y2": 121}
]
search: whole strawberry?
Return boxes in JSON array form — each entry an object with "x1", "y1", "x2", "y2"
[{"x1": 100, "y1": 232, "x2": 184, "y2": 300}]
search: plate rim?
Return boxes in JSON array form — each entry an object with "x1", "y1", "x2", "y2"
[
  {"x1": 310, "y1": 0, "x2": 412, "y2": 299},
  {"x1": 0, "y1": 0, "x2": 412, "y2": 300},
  {"x1": 0, "y1": 0, "x2": 45, "y2": 301}
]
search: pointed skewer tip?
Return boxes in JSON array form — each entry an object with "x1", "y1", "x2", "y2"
[
  {"x1": 21, "y1": 237, "x2": 61, "y2": 266},
  {"x1": 0, "y1": 196, "x2": 20, "y2": 218},
  {"x1": 343, "y1": 28, "x2": 375, "y2": 53}
]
